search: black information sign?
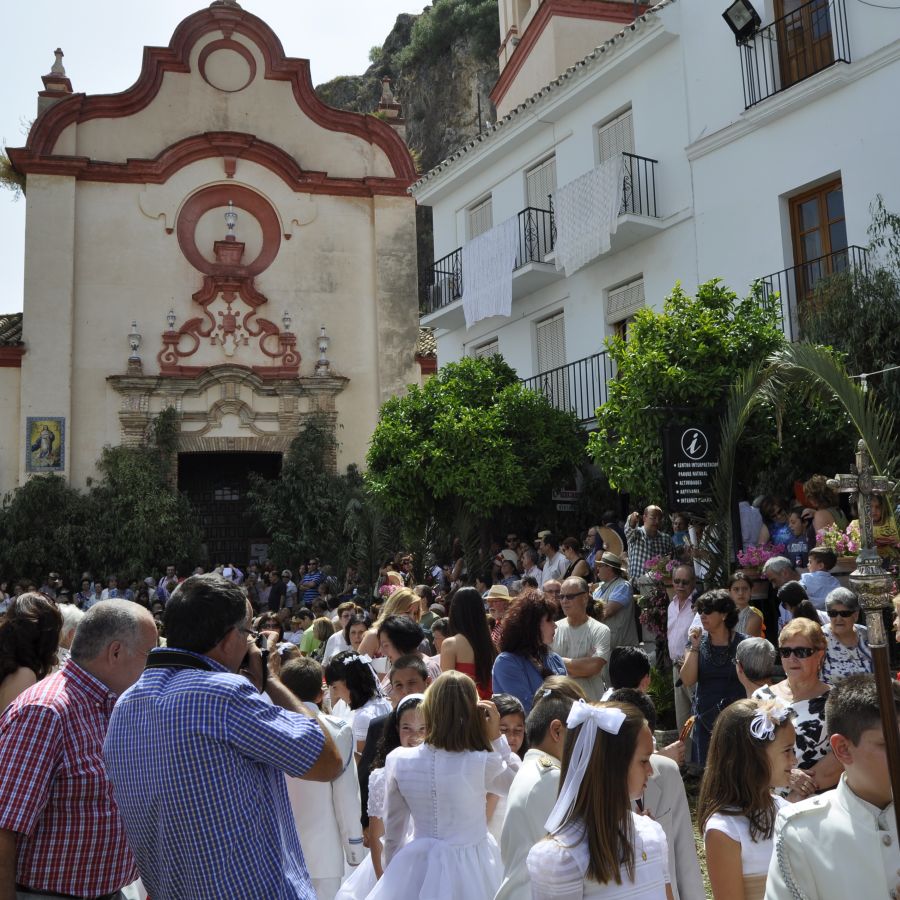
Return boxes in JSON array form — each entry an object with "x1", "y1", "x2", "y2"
[{"x1": 662, "y1": 421, "x2": 720, "y2": 514}]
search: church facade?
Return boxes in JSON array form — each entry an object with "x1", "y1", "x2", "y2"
[{"x1": 1, "y1": 2, "x2": 421, "y2": 561}]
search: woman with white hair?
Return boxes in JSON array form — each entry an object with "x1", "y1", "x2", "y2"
[
  {"x1": 821, "y1": 587, "x2": 872, "y2": 685},
  {"x1": 56, "y1": 603, "x2": 85, "y2": 669}
]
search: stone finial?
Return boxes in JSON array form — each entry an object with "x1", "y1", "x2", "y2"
[
  {"x1": 209, "y1": 0, "x2": 242, "y2": 7},
  {"x1": 380, "y1": 76, "x2": 396, "y2": 106},
  {"x1": 377, "y1": 76, "x2": 404, "y2": 134},
  {"x1": 50, "y1": 48, "x2": 66, "y2": 76},
  {"x1": 39, "y1": 47, "x2": 73, "y2": 114}
]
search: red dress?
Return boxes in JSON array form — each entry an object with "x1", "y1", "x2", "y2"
[{"x1": 455, "y1": 661, "x2": 493, "y2": 700}]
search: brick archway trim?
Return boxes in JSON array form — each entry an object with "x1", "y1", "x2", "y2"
[{"x1": 9, "y1": 4, "x2": 416, "y2": 184}]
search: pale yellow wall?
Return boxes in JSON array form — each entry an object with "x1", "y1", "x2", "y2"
[
  {"x1": 18, "y1": 175, "x2": 76, "y2": 484},
  {"x1": 60, "y1": 177, "x2": 415, "y2": 487},
  {"x1": 0, "y1": 368, "x2": 22, "y2": 492},
  {"x1": 497, "y1": 17, "x2": 622, "y2": 116},
  {"x1": 12, "y1": 13, "x2": 418, "y2": 497},
  {"x1": 70, "y1": 32, "x2": 395, "y2": 180}
]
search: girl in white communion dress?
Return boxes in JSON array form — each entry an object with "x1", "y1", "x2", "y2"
[
  {"x1": 365, "y1": 670, "x2": 520, "y2": 900},
  {"x1": 527, "y1": 699, "x2": 673, "y2": 900}
]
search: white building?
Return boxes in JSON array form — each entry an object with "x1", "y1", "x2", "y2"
[{"x1": 412, "y1": 0, "x2": 900, "y2": 426}]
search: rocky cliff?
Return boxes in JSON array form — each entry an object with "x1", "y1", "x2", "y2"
[
  {"x1": 315, "y1": 4, "x2": 501, "y2": 297},
  {"x1": 316, "y1": 8, "x2": 500, "y2": 175}
]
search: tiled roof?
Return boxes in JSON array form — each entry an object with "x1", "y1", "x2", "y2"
[
  {"x1": 410, "y1": 0, "x2": 676, "y2": 194},
  {"x1": 416, "y1": 326, "x2": 437, "y2": 358},
  {"x1": 0, "y1": 313, "x2": 23, "y2": 346}
]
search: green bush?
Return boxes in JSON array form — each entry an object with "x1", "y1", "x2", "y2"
[{"x1": 398, "y1": 0, "x2": 499, "y2": 68}]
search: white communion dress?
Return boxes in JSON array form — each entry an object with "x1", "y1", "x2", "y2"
[
  {"x1": 335, "y1": 768, "x2": 387, "y2": 900},
  {"x1": 527, "y1": 812, "x2": 670, "y2": 899},
  {"x1": 365, "y1": 738, "x2": 520, "y2": 900}
]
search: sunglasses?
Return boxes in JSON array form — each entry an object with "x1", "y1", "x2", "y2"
[
  {"x1": 559, "y1": 591, "x2": 586, "y2": 599},
  {"x1": 827, "y1": 609, "x2": 856, "y2": 618},
  {"x1": 778, "y1": 646, "x2": 817, "y2": 659},
  {"x1": 697, "y1": 606, "x2": 722, "y2": 615}
]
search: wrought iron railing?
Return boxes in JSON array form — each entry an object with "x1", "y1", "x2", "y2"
[
  {"x1": 420, "y1": 247, "x2": 463, "y2": 315},
  {"x1": 515, "y1": 205, "x2": 556, "y2": 267},
  {"x1": 756, "y1": 245, "x2": 869, "y2": 342},
  {"x1": 521, "y1": 350, "x2": 617, "y2": 424},
  {"x1": 738, "y1": 0, "x2": 850, "y2": 109},
  {"x1": 420, "y1": 153, "x2": 658, "y2": 313},
  {"x1": 621, "y1": 153, "x2": 659, "y2": 218}
]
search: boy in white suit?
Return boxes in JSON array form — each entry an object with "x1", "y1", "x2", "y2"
[
  {"x1": 495, "y1": 677, "x2": 582, "y2": 900},
  {"x1": 766, "y1": 674, "x2": 900, "y2": 900},
  {"x1": 282, "y1": 657, "x2": 366, "y2": 900}
]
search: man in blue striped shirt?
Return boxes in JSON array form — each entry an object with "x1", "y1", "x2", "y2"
[{"x1": 104, "y1": 574, "x2": 341, "y2": 900}]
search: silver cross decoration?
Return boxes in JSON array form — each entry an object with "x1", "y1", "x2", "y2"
[{"x1": 827, "y1": 439, "x2": 896, "y2": 562}]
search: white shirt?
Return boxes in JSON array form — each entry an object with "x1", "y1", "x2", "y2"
[
  {"x1": 667, "y1": 595, "x2": 695, "y2": 665},
  {"x1": 528, "y1": 813, "x2": 669, "y2": 898},
  {"x1": 323, "y1": 630, "x2": 351, "y2": 662},
  {"x1": 542, "y1": 551, "x2": 567, "y2": 586},
  {"x1": 552, "y1": 618, "x2": 612, "y2": 701},
  {"x1": 350, "y1": 696, "x2": 392, "y2": 745},
  {"x1": 705, "y1": 795, "x2": 788, "y2": 875}
]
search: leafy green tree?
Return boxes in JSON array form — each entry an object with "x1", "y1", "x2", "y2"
[
  {"x1": 800, "y1": 196, "x2": 900, "y2": 421},
  {"x1": 84, "y1": 409, "x2": 201, "y2": 580},
  {"x1": 0, "y1": 474, "x2": 91, "y2": 584},
  {"x1": 588, "y1": 280, "x2": 787, "y2": 504},
  {"x1": 365, "y1": 355, "x2": 586, "y2": 557},
  {"x1": 0, "y1": 409, "x2": 200, "y2": 584},
  {"x1": 246, "y1": 415, "x2": 360, "y2": 572}
]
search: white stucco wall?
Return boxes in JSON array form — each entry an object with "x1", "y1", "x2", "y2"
[{"x1": 417, "y1": 1, "x2": 900, "y2": 384}]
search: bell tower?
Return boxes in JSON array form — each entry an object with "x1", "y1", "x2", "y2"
[{"x1": 492, "y1": 1, "x2": 648, "y2": 117}]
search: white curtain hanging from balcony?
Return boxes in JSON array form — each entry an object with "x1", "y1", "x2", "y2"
[
  {"x1": 461, "y1": 215, "x2": 519, "y2": 329},
  {"x1": 552, "y1": 155, "x2": 625, "y2": 276}
]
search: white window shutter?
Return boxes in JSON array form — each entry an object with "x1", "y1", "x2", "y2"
[
  {"x1": 472, "y1": 339, "x2": 499, "y2": 358},
  {"x1": 526, "y1": 157, "x2": 557, "y2": 210},
  {"x1": 468, "y1": 197, "x2": 493, "y2": 239},
  {"x1": 606, "y1": 277, "x2": 645, "y2": 325},
  {"x1": 535, "y1": 312, "x2": 568, "y2": 409},
  {"x1": 597, "y1": 110, "x2": 634, "y2": 163}
]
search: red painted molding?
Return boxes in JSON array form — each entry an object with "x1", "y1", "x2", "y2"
[
  {"x1": 197, "y1": 38, "x2": 257, "y2": 92},
  {"x1": 176, "y1": 183, "x2": 282, "y2": 276},
  {"x1": 9, "y1": 4, "x2": 416, "y2": 184},
  {"x1": 0, "y1": 346, "x2": 24, "y2": 367},
  {"x1": 415, "y1": 355, "x2": 437, "y2": 376},
  {"x1": 7, "y1": 131, "x2": 412, "y2": 198},
  {"x1": 490, "y1": 0, "x2": 648, "y2": 107}
]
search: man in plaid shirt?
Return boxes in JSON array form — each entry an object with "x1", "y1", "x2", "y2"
[
  {"x1": 0, "y1": 600, "x2": 159, "y2": 900},
  {"x1": 624, "y1": 505, "x2": 674, "y2": 582}
]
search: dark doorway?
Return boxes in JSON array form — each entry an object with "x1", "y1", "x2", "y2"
[{"x1": 178, "y1": 452, "x2": 281, "y2": 567}]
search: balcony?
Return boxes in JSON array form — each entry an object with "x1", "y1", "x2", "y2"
[
  {"x1": 521, "y1": 350, "x2": 617, "y2": 426},
  {"x1": 512, "y1": 205, "x2": 563, "y2": 300},
  {"x1": 756, "y1": 245, "x2": 869, "y2": 342},
  {"x1": 737, "y1": 0, "x2": 850, "y2": 109},
  {"x1": 420, "y1": 153, "x2": 662, "y2": 327}
]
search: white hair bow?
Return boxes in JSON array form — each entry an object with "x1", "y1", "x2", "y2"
[
  {"x1": 544, "y1": 700, "x2": 627, "y2": 834},
  {"x1": 750, "y1": 698, "x2": 793, "y2": 741},
  {"x1": 396, "y1": 692, "x2": 425, "y2": 715}
]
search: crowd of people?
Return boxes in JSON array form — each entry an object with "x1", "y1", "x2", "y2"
[{"x1": 1, "y1": 487, "x2": 899, "y2": 899}]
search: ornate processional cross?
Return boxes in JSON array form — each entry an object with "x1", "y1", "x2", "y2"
[{"x1": 827, "y1": 440, "x2": 896, "y2": 564}]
